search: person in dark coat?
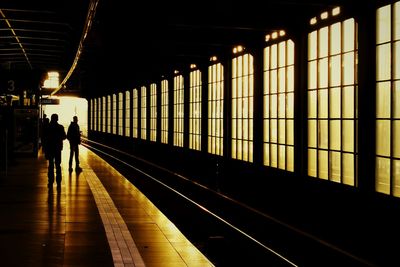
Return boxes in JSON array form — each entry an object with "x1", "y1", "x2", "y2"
[
  {"x1": 46, "y1": 113, "x2": 66, "y2": 188},
  {"x1": 67, "y1": 116, "x2": 81, "y2": 172}
]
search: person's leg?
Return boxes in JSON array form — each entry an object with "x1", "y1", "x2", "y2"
[
  {"x1": 69, "y1": 143, "x2": 73, "y2": 171},
  {"x1": 48, "y1": 156, "x2": 54, "y2": 187},
  {"x1": 55, "y1": 150, "x2": 62, "y2": 186},
  {"x1": 75, "y1": 145, "x2": 80, "y2": 169}
]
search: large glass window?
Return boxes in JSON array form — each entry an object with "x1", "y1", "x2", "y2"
[
  {"x1": 107, "y1": 95, "x2": 111, "y2": 133},
  {"x1": 93, "y1": 98, "x2": 97, "y2": 131},
  {"x1": 102, "y1": 96, "x2": 106, "y2": 133},
  {"x1": 141, "y1": 86, "x2": 147, "y2": 140},
  {"x1": 263, "y1": 38, "x2": 295, "y2": 171},
  {"x1": 125, "y1": 90, "x2": 130, "y2": 137},
  {"x1": 112, "y1": 94, "x2": 117, "y2": 134},
  {"x1": 132, "y1": 89, "x2": 138, "y2": 138},
  {"x1": 376, "y1": 2, "x2": 400, "y2": 196},
  {"x1": 118, "y1": 92, "x2": 123, "y2": 136},
  {"x1": 189, "y1": 68, "x2": 202, "y2": 150},
  {"x1": 161, "y1": 79, "x2": 169, "y2": 144},
  {"x1": 150, "y1": 83, "x2": 157, "y2": 142},
  {"x1": 232, "y1": 49, "x2": 254, "y2": 162},
  {"x1": 98, "y1": 98, "x2": 103, "y2": 132},
  {"x1": 208, "y1": 62, "x2": 224, "y2": 156},
  {"x1": 90, "y1": 99, "x2": 94, "y2": 131},
  {"x1": 308, "y1": 13, "x2": 357, "y2": 185},
  {"x1": 174, "y1": 74, "x2": 184, "y2": 147}
]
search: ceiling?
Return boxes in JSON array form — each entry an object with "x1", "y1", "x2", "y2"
[{"x1": 0, "y1": 0, "x2": 365, "y2": 97}]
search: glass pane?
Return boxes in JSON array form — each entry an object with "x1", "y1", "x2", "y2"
[
  {"x1": 318, "y1": 89, "x2": 328, "y2": 118},
  {"x1": 232, "y1": 139, "x2": 237, "y2": 159},
  {"x1": 343, "y1": 120, "x2": 354, "y2": 152},
  {"x1": 264, "y1": 71, "x2": 270, "y2": 94},
  {"x1": 271, "y1": 119, "x2": 277, "y2": 142},
  {"x1": 271, "y1": 44, "x2": 277, "y2": 69},
  {"x1": 343, "y1": 52, "x2": 354, "y2": 85},
  {"x1": 395, "y1": 41, "x2": 400, "y2": 79},
  {"x1": 318, "y1": 120, "x2": 328, "y2": 149},
  {"x1": 330, "y1": 151, "x2": 341, "y2": 183},
  {"x1": 308, "y1": 149, "x2": 317, "y2": 177},
  {"x1": 376, "y1": 156, "x2": 390, "y2": 194},
  {"x1": 287, "y1": 146, "x2": 294, "y2": 172},
  {"x1": 319, "y1": 27, "x2": 329, "y2": 58},
  {"x1": 394, "y1": 159, "x2": 400, "y2": 197},
  {"x1": 287, "y1": 92, "x2": 294, "y2": 118},
  {"x1": 264, "y1": 143, "x2": 270, "y2": 166},
  {"x1": 271, "y1": 95, "x2": 277, "y2": 118},
  {"x1": 318, "y1": 58, "x2": 328, "y2": 88},
  {"x1": 395, "y1": 81, "x2": 400, "y2": 118},
  {"x1": 330, "y1": 22, "x2": 341, "y2": 55},
  {"x1": 330, "y1": 87, "x2": 341, "y2": 118},
  {"x1": 377, "y1": 44, "x2": 391, "y2": 81},
  {"x1": 287, "y1": 120, "x2": 294, "y2": 145},
  {"x1": 343, "y1": 86, "x2": 354, "y2": 118},
  {"x1": 319, "y1": 150, "x2": 329, "y2": 180},
  {"x1": 376, "y1": 81, "x2": 391, "y2": 118},
  {"x1": 396, "y1": 2, "x2": 400, "y2": 40},
  {"x1": 287, "y1": 66, "x2": 294, "y2": 92},
  {"x1": 308, "y1": 61, "x2": 317, "y2": 89},
  {"x1": 330, "y1": 120, "x2": 341, "y2": 151},
  {"x1": 278, "y1": 68, "x2": 286, "y2": 93},
  {"x1": 308, "y1": 90, "x2": 317, "y2": 118},
  {"x1": 278, "y1": 119, "x2": 286, "y2": 144},
  {"x1": 278, "y1": 94, "x2": 285, "y2": 118},
  {"x1": 376, "y1": 120, "x2": 391, "y2": 157},
  {"x1": 271, "y1": 144, "x2": 277, "y2": 167},
  {"x1": 343, "y1": 153, "x2": 355, "y2": 186},
  {"x1": 264, "y1": 95, "x2": 270, "y2": 118},
  {"x1": 278, "y1": 145, "x2": 286, "y2": 169},
  {"x1": 264, "y1": 47, "x2": 270, "y2": 70},
  {"x1": 330, "y1": 55, "x2": 341, "y2": 87},
  {"x1": 377, "y1": 5, "x2": 392, "y2": 44},
  {"x1": 394, "y1": 121, "x2": 400, "y2": 158},
  {"x1": 264, "y1": 120, "x2": 269, "y2": 142},
  {"x1": 343, "y1": 19, "x2": 355, "y2": 52},
  {"x1": 308, "y1": 120, "x2": 317, "y2": 147},
  {"x1": 287, "y1": 40, "x2": 295, "y2": 65},
  {"x1": 279, "y1": 42, "x2": 286, "y2": 67},
  {"x1": 309, "y1": 31, "x2": 317, "y2": 60},
  {"x1": 271, "y1": 70, "x2": 277, "y2": 93}
]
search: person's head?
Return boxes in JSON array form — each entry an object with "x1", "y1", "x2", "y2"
[
  {"x1": 50, "y1": 113, "x2": 58, "y2": 122},
  {"x1": 73, "y1": 116, "x2": 78, "y2": 123}
]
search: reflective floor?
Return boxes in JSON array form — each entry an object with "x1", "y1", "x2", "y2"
[{"x1": 0, "y1": 143, "x2": 213, "y2": 267}]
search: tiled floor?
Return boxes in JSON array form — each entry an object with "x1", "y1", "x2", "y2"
[{"x1": 0, "y1": 142, "x2": 214, "y2": 267}]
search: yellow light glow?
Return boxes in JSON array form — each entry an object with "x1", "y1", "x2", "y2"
[
  {"x1": 43, "y1": 71, "x2": 60, "y2": 89},
  {"x1": 321, "y1": 11, "x2": 329, "y2": 20},
  {"x1": 190, "y1": 64, "x2": 197, "y2": 69},
  {"x1": 272, "y1": 32, "x2": 278, "y2": 39},
  {"x1": 42, "y1": 96, "x2": 88, "y2": 137},
  {"x1": 210, "y1": 56, "x2": 217, "y2": 62},
  {"x1": 265, "y1": 34, "x2": 271, "y2": 42},
  {"x1": 310, "y1": 17, "x2": 317, "y2": 25},
  {"x1": 279, "y1": 30, "x2": 286, "y2": 37},
  {"x1": 332, "y1": 7, "x2": 341, "y2": 16},
  {"x1": 174, "y1": 70, "x2": 179, "y2": 74},
  {"x1": 233, "y1": 45, "x2": 244, "y2": 54}
]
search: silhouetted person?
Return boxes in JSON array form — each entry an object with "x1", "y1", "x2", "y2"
[
  {"x1": 46, "y1": 114, "x2": 66, "y2": 188},
  {"x1": 67, "y1": 115, "x2": 81, "y2": 172}
]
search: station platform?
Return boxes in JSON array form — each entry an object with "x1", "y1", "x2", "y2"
[{"x1": 0, "y1": 143, "x2": 214, "y2": 267}]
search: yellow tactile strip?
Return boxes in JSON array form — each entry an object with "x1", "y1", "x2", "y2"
[{"x1": 83, "y1": 168, "x2": 146, "y2": 267}]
